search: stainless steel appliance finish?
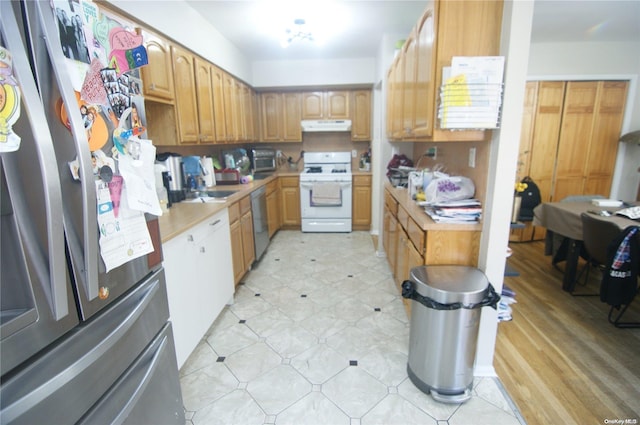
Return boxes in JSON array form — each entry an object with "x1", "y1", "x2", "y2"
[
  {"x1": 1, "y1": 2, "x2": 184, "y2": 423},
  {"x1": 405, "y1": 266, "x2": 490, "y2": 404},
  {"x1": 251, "y1": 186, "x2": 269, "y2": 261},
  {"x1": 250, "y1": 148, "x2": 277, "y2": 173},
  {"x1": 156, "y1": 153, "x2": 185, "y2": 203},
  {"x1": 299, "y1": 152, "x2": 353, "y2": 232}
]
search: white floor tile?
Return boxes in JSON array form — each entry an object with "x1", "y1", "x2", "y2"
[{"x1": 178, "y1": 231, "x2": 524, "y2": 425}]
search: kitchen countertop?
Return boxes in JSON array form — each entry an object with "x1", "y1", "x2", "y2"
[
  {"x1": 159, "y1": 170, "x2": 374, "y2": 243},
  {"x1": 384, "y1": 181, "x2": 482, "y2": 232}
]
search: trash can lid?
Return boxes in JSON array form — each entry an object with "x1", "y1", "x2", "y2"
[{"x1": 409, "y1": 265, "x2": 489, "y2": 305}]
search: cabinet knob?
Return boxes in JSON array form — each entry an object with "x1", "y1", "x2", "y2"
[
  {"x1": 187, "y1": 235, "x2": 194, "y2": 242},
  {"x1": 210, "y1": 219, "x2": 221, "y2": 226},
  {"x1": 200, "y1": 247, "x2": 206, "y2": 253}
]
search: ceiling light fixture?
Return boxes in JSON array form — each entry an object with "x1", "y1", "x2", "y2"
[{"x1": 281, "y1": 18, "x2": 314, "y2": 48}]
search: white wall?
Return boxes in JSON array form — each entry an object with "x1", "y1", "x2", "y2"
[
  {"x1": 106, "y1": 0, "x2": 252, "y2": 83},
  {"x1": 251, "y1": 58, "x2": 376, "y2": 88},
  {"x1": 528, "y1": 41, "x2": 640, "y2": 201}
]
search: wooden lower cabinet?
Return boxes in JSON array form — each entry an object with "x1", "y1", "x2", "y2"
[
  {"x1": 229, "y1": 196, "x2": 255, "y2": 285},
  {"x1": 266, "y1": 179, "x2": 281, "y2": 238},
  {"x1": 383, "y1": 188, "x2": 480, "y2": 315},
  {"x1": 352, "y1": 175, "x2": 372, "y2": 230},
  {"x1": 280, "y1": 176, "x2": 300, "y2": 228}
]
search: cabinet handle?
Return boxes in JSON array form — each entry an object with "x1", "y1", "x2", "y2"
[
  {"x1": 200, "y1": 247, "x2": 206, "y2": 253},
  {"x1": 210, "y1": 219, "x2": 221, "y2": 227},
  {"x1": 187, "y1": 235, "x2": 194, "y2": 242},
  {"x1": 150, "y1": 83, "x2": 155, "y2": 90}
]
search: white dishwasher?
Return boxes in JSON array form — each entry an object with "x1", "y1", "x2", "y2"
[{"x1": 162, "y1": 208, "x2": 234, "y2": 368}]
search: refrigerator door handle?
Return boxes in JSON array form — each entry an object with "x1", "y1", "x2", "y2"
[
  {"x1": 1, "y1": 1, "x2": 69, "y2": 319},
  {"x1": 34, "y1": 1, "x2": 99, "y2": 300}
]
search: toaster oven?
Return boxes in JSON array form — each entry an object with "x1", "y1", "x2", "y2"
[{"x1": 251, "y1": 148, "x2": 276, "y2": 173}]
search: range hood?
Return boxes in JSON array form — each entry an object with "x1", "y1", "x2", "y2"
[{"x1": 301, "y1": 119, "x2": 352, "y2": 132}]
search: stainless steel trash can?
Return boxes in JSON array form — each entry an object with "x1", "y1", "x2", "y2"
[{"x1": 401, "y1": 265, "x2": 499, "y2": 404}]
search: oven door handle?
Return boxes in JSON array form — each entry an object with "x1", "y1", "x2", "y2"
[{"x1": 300, "y1": 182, "x2": 352, "y2": 189}]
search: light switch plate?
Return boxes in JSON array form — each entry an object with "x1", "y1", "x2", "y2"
[
  {"x1": 352, "y1": 149, "x2": 357, "y2": 158},
  {"x1": 469, "y1": 147, "x2": 476, "y2": 168}
]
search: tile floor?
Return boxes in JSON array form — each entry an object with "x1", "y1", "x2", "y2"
[{"x1": 180, "y1": 231, "x2": 525, "y2": 425}]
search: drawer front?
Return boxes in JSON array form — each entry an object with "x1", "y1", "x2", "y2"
[
  {"x1": 228, "y1": 202, "x2": 240, "y2": 223},
  {"x1": 353, "y1": 174, "x2": 372, "y2": 186},
  {"x1": 266, "y1": 180, "x2": 278, "y2": 195},
  {"x1": 280, "y1": 176, "x2": 299, "y2": 187},
  {"x1": 384, "y1": 191, "x2": 398, "y2": 216},
  {"x1": 239, "y1": 196, "x2": 252, "y2": 215},
  {"x1": 407, "y1": 216, "x2": 425, "y2": 255},
  {"x1": 397, "y1": 205, "x2": 409, "y2": 230}
]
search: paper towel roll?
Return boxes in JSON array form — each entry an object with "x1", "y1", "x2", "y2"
[{"x1": 202, "y1": 156, "x2": 215, "y2": 187}]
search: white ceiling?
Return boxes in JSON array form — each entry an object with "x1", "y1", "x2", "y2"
[{"x1": 185, "y1": 0, "x2": 640, "y2": 62}]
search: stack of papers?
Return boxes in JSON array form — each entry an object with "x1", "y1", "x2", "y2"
[
  {"x1": 438, "y1": 56, "x2": 505, "y2": 130},
  {"x1": 424, "y1": 199, "x2": 482, "y2": 224},
  {"x1": 499, "y1": 284, "x2": 517, "y2": 322},
  {"x1": 616, "y1": 206, "x2": 640, "y2": 220},
  {"x1": 592, "y1": 198, "x2": 623, "y2": 207}
]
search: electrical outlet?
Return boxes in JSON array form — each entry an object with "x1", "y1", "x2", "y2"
[
  {"x1": 469, "y1": 147, "x2": 476, "y2": 168},
  {"x1": 426, "y1": 147, "x2": 437, "y2": 159},
  {"x1": 352, "y1": 149, "x2": 357, "y2": 158}
]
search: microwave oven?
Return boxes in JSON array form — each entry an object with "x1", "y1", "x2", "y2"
[{"x1": 251, "y1": 148, "x2": 276, "y2": 173}]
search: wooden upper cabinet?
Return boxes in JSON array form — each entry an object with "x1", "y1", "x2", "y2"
[
  {"x1": 326, "y1": 91, "x2": 350, "y2": 119},
  {"x1": 171, "y1": 45, "x2": 199, "y2": 144},
  {"x1": 211, "y1": 65, "x2": 227, "y2": 142},
  {"x1": 282, "y1": 92, "x2": 302, "y2": 141},
  {"x1": 302, "y1": 91, "x2": 349, "y2": 119},
  {"x1": 223, "y1": 72, "x2": 238, "y2": 142},
  {"x1": 402, "y1": 31, "x2": 418, "y2": 138},
  {"x1": 388, "y1": 0, "x2": 502, "y2": 142},
  {"x1": 260, "y1": 92, "x2": 301, "y2": 142},
  {"x1": 302, "y1": 92, "x2": 324, "y2": 119},
  {"x1": 351, "y1": 90, "x2": 371, "y2": 141},
  {"x1": 194, "y1": 57, "x2": 216, "y2": 143},
  {"x1": 141, "y1": 31, "x2": 175, "y2": 102},
  {"x1": 413, "y1": 6, "x2": 436, "y2": 138}
]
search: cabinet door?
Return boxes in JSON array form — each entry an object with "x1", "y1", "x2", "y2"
[
  {"x1": 241, "y1": 211, "x2": 255, "y2": 271},
  {"x1": 281, "y1": 187, "x2": 300, "y2": 227},
  {"x1": 402, "y1": 31, "x2": 417, "y2": 138},
  {"x1": 394, "y1": 224, "x2": 409, "y2": 288},
  {"x1": 326, "y1": 91, "x2": 350, "y2": 119},
  {"x1": 229, "y1": 219, "x2": 244, "y2": 285},
  {"x1": 235, "y1": 80, "x2": 247, "y2": 142},
  {"x1": 266, "y1": 190, "x2": 280, "y2": 238},
  {"x1": 391, "y1": 56, "x2": 404, "y2": 140},
  {"x1": 211, "y1": 65, "x2": 227, "y2": 142},
  {"x1": 141, "y1": 32, "x2": 174, "y2": 102},
  {"x1": 260, "y1": 92, "x2": 282, "y2": 141},
  {"x1": 413, "y1": 6, "x2": 436, "y2": 138},
  {"x1": 352, "y1": 175, "x2": 371, "y2": 229},
  {"x1": 302, "y1": 92, "x2": 324, "y2": 119},
  {"x1": 351, "y1": 90, "x2": 371, "y2": 141},
  {"x1": 194, "y1": 58, "x2": 215, "y2": 143},
  {"x1": 388, "y1": 213, "x2": 398, "y2": 277},
  {"x1": 171, "y1": 46, "x2": 199, "y2": 144},
  {"x1": 282, "y1": 92, "x2": 302, "y2": 141},
  {"x1": 223, "y1": 73, "x2": 238, "y2": 142}
]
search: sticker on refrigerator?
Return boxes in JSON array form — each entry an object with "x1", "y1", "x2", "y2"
[{"x1": 0, "y1": 47, "x2": 22, "y2": 152}]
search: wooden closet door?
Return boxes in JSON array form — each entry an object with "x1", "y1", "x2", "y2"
[
  {"x1": 584, "y1": 81, "x2": 628, "y2": 196},
  {"x1": 528, "y1": 81, "x2": 566, "y2": 202},
  {"x1": 553, "y1": 81, "x2": 598, "y2": 201}
]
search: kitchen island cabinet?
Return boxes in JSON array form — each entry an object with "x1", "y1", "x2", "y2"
[
  {"x1": 162, "y1": 208, "x2": 234, "y2": 368},
  {"x1": 383, "y1": 183, "x2": 480, "y2": 313}
]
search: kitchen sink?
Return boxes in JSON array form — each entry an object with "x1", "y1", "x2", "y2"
[
  {"x1": 252, "y1": 173, "x2": 273, "y2": 180},
  {"x1": 205, "y1": 190, "x2": 237, "y2": 198}
]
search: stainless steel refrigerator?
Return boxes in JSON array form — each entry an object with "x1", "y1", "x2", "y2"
[{"x1": 0, "y1": 2, "x2": 184, "y2": 423}]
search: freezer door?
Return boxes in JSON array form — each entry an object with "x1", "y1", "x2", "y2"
[
  {"x1": 78, "y1": 323, "x2": 185, "y2": 425},
  {"x1": 21, "y1": 0, "x2": 161, "y2": 320},
  {"x1": 0, "y1": 269, "x2": 174, "y2": 425},
  {"x1": 0, "y1": 0, "x2": 79, "y2": 377}
]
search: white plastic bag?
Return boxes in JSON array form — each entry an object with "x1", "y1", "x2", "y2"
[{"x1": 424, "y1": 175, "x2": 475, "y2": 203}]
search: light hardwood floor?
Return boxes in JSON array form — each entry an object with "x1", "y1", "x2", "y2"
[{"x1": 496, "y1": 241, "x2": 640, "y2": 425}]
